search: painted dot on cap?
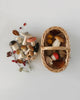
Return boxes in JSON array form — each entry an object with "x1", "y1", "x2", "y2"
[{"x1": 23, "y1": 23, "x2": 27, "y2": 26}]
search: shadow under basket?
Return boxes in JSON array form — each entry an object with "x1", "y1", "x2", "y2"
[{"x1": 41, "y1": 26, "x2": 70, "y2": 72}]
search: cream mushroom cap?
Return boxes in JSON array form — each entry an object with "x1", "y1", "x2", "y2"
[{"x1": 21, "y1": 32, "x2": 32, "y2": 38}]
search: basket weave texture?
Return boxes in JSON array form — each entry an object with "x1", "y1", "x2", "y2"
[{"x1": 41, "y1": 26, "x2": 70, "y2": 72}]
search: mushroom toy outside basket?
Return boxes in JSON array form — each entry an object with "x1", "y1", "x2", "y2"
[
  {"x1": 41, "y1": 26, "x2": 70, "y2": 72},
  {"x1": 6, "y1": 23, "x2": 39, "y2": 72}
]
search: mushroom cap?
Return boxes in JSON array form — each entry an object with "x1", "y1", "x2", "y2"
[
  {"x1": 19, "y1": 67, "x2": 23, "y2": 72},
  {"x1": 26, "y1": 54, "x2": 31, "y2": 60},
  {"x1": 26, "y1": 37, "x2": 36, "y2": 42},
  {"x1": 29, "y1": 51, "x2": 34, "y2": 56},
  {"x1": 16, "y1": 49, "x2": 21, "y2": 55},
  {"x1": 27, "y1": 45, "x2": 34, "y2": 51},
  {"x1": 9, "y1": 40, "x2": 17, "y2": 46},
  {"x1": 59, "y1": 50, "x2": 66, "y2": 58},
  {"x1": 54, "y1": 36, "x2": 64, "y2": 42},
  {"x1": 17, "y1": 59, "x2": 23, "y2": 63},
  {"x1": 12, "y1": 30, "x2": 19, "y2": 36},
  {"x1": 21, "y1": 32, "x2": 28, "y2": 36},
  {"x1": 53, "y1": 52, "x2": 59, "y2": 60},
  {"x1": 16, "y1": 37, "x2": 23, "y2": 42},
  {"x1": 21, "y1": 45, "x2": 27, "y2": 50},
  {"x1": 46, "y1": 56, "x2": 53, "y2": 64}
]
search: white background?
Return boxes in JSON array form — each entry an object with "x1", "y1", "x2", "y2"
[{"x1": 0, "y1": 0, "x2": 80, "y2": 100}]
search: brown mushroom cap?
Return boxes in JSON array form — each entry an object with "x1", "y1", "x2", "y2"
[
  {"x1": 54, "y1": 36, "x2": 64, "y2": 42},
  {"x1": 29, "y1": 51, "x2": 34, "y2": 56},
  {"x1": 17, "y1": 59, "x2": 23, "y2": 63},
  {"x1": 12, "y1": 30, "x2": 19, "y2": 36},
  {"x1": 16, "y1": 49, "x2": 20, "y2": 55},
  {"x1": 27, "y1": 45, "x2": 34, "y2": 51},
  {"x1": 59, "y1": 50, "x2": 66, "y2": 58},
  {"x1": 26, "y1": 53, "x2": 31, "y2": 60},
  {"x1": 21, "y1": 45, "x2": 27, "y2": 50}
]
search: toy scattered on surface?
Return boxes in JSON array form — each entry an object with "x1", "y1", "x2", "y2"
[{"x1": 7, "y1": 23, "x2": 39, "y2": 72}]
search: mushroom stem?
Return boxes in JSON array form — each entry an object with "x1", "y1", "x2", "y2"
[
  {"x1": 25, "y1": 49, "x2": 30, "y2": 55},
  {"x1": 21, "y1": 32, "x2": 32, "y2": 45},
  {"x1": 52, "y1": 39, "x2": 60, "y2": 47},
  {"x1": 16, "y1": 37, "x2": 23, "y2": 44},
  {"x1": 9, "y1": 41, "x2": 19, "y2": 51},
  {"x1": 18, "y1": 51, "x2": 25, "y2": 59},
  {"x1": 34, "y1": 52, "x2": 37, "y2": 56},
  {"x1": 12, "y1": 43, "x2": 19, "y2": 51},
  {"x1": 22, "y1": 36, "x2": 27, "y2": 45},
  {"x1": 31, "y1": 41, "x2": 35, "y2": 46},
  {"x1": 51, "y1": 55, "x2": 56, "y2": 61}
]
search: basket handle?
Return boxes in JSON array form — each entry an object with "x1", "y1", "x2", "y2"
[{"x1": 41, "y1": 46, "x2": 70, "y2": 50}]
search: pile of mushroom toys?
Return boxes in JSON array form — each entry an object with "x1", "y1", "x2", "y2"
[{"x1": 7, "y1": 23, "x2": 39, "y2": 72}]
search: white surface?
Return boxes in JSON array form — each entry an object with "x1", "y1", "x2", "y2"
[{"x1": 0, "y1": 0, "x2": 80, "y2": 100}]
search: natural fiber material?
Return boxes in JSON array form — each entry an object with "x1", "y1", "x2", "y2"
[{"x1": 41, "y1": 26, "x2": 70, "y2": 72}]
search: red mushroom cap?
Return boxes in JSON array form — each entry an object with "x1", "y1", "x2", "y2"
[
  {"x1": 26, "y1": 37, "x2": 36, "y2": 42},
  {"x1": 53, "y1": 53, "x2": 59, "y2": 60}
]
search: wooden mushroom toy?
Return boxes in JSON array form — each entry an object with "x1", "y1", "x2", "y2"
[
  {"x1": 27, "y1": 37, "x2": 36, "y2": 46},
  {"x1": 18, "y1": 50, "x2": 25, "y2": 59},
  {"x1": 12, "y1": 30, "x2": 20, "y2": 36},
  {"x1": 52, "y1": 36, "x2": 64, "y2": 47},
  {"x1": 21, "y1": 32, "x2": 32, "y2": 45},
  {"x1": 25, "y1": 45, "x2": 34, "y2": 55},
  {"x1": 9, "y1": 40, "x2": 19, "y2": 51},
  {"x1": 21, "y1": 45, "x2": 27, "y2": 52},
  {"x1": 46, "y1": 56, "x2": 53, "y2": 65},
  {"x1": 51, "y1": 52, "x2": 59, "y2": 61},
  {"x1": 26, "y1": 51, "x2": 34, "y2": 61},
  {"x1": 16, "y1": 37, "x2": 23, "y2": 44}
]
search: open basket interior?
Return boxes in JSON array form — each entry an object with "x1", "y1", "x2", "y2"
[{"x1": 41, "y1": 26, "x2": 70, "y2": 72}]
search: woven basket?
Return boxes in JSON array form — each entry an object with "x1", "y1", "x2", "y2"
[{"x1": 41, "y1": 26, "x2": 70, "y2": 72}]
